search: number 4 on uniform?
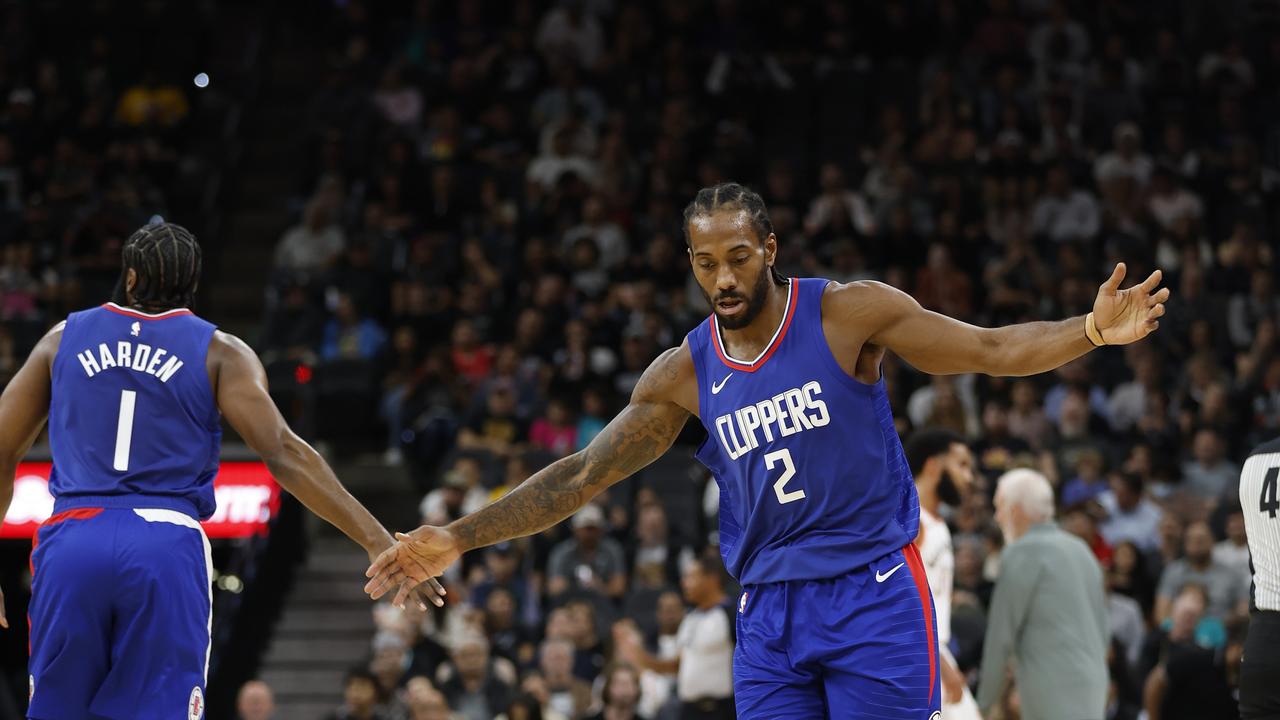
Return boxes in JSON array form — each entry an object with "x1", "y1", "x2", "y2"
[{"x1": 1261, "y1": 467, "x2": 1280, "y2": 519}]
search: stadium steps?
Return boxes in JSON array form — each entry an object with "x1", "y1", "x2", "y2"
[{"x1": 259, "y1": 537, "x2": 378, "y2": 719}]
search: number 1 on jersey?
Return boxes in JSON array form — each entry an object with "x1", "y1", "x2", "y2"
[
  {"x1": 765, "y1": 448, "x2": 805, "y2": 504},
  {"x1": 113, "y1": 389, "x2": 137, "y2": 471}
]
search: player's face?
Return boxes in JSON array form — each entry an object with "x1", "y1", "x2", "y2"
[
  {"x1": 688, "y1": 210, "x2": 777, "y2": 330},
  {"x1": 937, "y1": 443, "x2": 976, "y2": 507}
]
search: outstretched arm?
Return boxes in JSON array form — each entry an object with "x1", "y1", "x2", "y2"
[
  {"x1": 211, "y1": 332, "x2": 443, "y2": 606},
  {"x1": 835, "y1": 263, "x2": 1169, "y2": 377},
  {"x1": 0, "y1": 324, "x2": 61, "y2": 629},
  {"x1": 366, "y1": 344, "x2": 694, "y2": 604}
]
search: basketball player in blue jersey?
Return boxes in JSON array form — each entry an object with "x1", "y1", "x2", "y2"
[
  {"x1": 366, "y1": 183, "x2": 1170, "y2": 718},
  {"x1": 0, "y1": 224, "x2": 442, "y2": 719}
]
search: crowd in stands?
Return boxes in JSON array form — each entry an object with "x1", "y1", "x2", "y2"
[{"x1": 0, "y1": 3, "x2": 216, "y2": 380}]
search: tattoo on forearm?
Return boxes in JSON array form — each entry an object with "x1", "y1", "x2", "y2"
[{"x1": 450, "y1": 399, "x2": 687, "y2": 552}]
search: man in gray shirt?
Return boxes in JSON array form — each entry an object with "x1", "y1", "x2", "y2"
[
  {"x1": 978, "y1": 469, "x2": 1110, "y2": 720},
  {"x1": 1155, "y1": 519, "x2": 1249, "y2": 624}
]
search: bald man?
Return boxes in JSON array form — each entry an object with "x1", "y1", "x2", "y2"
[
  {"x1": 236, "y1": 680, "x2": 275, "y2": 720},
  {"x1": 978, "y1": 469, "x2": 1109, "y2": 720}
]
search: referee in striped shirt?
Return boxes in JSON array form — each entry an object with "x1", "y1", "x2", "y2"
[{"x1": 1238, "y1": 437, "x2": 1280, "y2": 717}]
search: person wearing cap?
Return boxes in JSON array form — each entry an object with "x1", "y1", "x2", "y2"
[
  {"x1": 1094, "y1": 121, "x2": 1153, "y2": 190},
  {"x1": 547, "y1": 504, "x2": 626, "y2": 600}
]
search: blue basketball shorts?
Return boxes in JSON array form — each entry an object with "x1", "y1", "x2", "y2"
[
  {"x1": 733, "y1": 543, "x2": 941, "y2": 719},
  {"x1": 27, "y1": 497, "x2": 213, "y2": 720}
]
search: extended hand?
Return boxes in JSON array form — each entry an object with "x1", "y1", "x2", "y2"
[
  {"x1": 1091, "y1": 263, "x2": 1171, "y2": 345},
  {"x1": 364, "y1": 525, "x2": 461, "y2": 609}
]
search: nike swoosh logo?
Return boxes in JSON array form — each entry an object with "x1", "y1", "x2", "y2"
[
  {"x1": 875, "y1": 562, "x2": 905, "y2": 583},
  {"x1": 711, "y1": 373, "x2": 733, "y2": 395}
]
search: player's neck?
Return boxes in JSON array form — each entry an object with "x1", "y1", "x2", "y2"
[{"x1": 719, "y1": 280, "x2": 790, "y2": 358}]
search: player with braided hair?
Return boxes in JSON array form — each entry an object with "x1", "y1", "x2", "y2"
[{"x1": 0, "y1": 221, "x2": 443, "y2": 719}]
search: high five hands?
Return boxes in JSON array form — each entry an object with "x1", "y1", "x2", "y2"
[
  {"x1": 1088, "y1": 263, "x2": 1171, "y2": 346},
  {"x1": 365, "y1": 526, "x2": 460, "y2": 609}
]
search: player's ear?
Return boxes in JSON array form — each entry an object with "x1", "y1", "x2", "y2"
[
  {"x1": 764, "y1": 232, "x2": 777, "y2": 265},
  {"x1": 125, "y1": 268, "x2": 137, "y2": 296}
]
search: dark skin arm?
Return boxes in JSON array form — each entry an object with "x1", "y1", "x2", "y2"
[
  {"x1": 209, "y1": 332, "x2": 444, "y2": 607},
  {"x1": 365, "y1": 340, "x2": 697, "y2": 606},
  {"x1": 0, "y1": 324, "x2": 63, "y2": 628},
  {"x1": 823, "y1": 263, "x2": 1169, "y2": 378}
]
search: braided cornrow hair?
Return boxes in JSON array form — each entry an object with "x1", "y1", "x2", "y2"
[
  {"x1": 681, "y1": 182, "x2": 786, "y2": 285},
  {"x1": 111, "y1": 222, "x2": 203, "y2": 311}
]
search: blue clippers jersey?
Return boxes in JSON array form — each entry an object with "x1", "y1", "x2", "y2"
[
  {"x1": 47, "y1": 303, "x2": 221, "y2": 519},
  {"x1": 690, "y1": 278, "x2": 918, "y2": 585}
]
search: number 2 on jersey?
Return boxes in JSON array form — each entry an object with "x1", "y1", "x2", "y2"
[
  {"x1": 765, "y1": 448, "x2": 805, "y2": 504},
  {"x1": 1261, "y1": 467, "x2": 1280, "y2": 519},
  {"x1": 113, "y1": 389, "x2": 137, "y2": 472}
]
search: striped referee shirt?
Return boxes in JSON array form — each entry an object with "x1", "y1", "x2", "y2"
[{"x1": 1239, "y1": 438, "x2": 1280, "y2": 611}]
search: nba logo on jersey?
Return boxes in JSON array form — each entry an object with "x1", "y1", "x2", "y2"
[
  {"x1": 130, "y1": 321, "x2": 140, "y2": 337},
  {"x1": 739, "y1": 591, "x2": 748, "y2": 614},
  {"x1": 188, "y1": 686, "x2": 204, "y2": 719}
]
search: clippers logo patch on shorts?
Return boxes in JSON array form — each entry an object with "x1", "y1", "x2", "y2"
[{"x1": 188, "y1": 686, "x2": 204, "y2": 720}]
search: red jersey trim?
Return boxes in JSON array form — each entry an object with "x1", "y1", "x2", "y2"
[
  {"x1": 102, "y1": 303, "x2": 193, "y2": 320},
  {"x1": 712, "y1": 279, "x2": 798, "y2": 373}
]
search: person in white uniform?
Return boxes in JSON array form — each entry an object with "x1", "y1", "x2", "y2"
[{"x1": 906, "y1": 429, "x2": 984, "y2": 720}]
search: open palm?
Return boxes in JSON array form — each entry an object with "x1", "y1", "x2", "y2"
[{"x1": 1092, "y1": 263, "x2": 1171, "y2": 345}]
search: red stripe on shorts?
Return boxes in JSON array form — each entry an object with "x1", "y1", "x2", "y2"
[{"x1": 903, "y1": 542, "x2": 937, "y2": 702}]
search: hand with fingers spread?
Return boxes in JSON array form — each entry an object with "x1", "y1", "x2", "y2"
[
  {"x1": 365, "y1": 525, "x2": 460, "y2": 609},
  {"x1": 1088, "y1": 263, "x2": 1171, "y2": 346}
]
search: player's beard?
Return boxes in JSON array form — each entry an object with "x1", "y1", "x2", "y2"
[
  {"x1": 704, "y1": 263, "x2": 773, "y2": 330},
  {"x1": 938, "y1": 469, "x2": 963, "y2": 507}
]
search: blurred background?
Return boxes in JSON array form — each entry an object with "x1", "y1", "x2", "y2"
[{"x1": 2, "y1": 0, "x2": 1280, "y2": 718}]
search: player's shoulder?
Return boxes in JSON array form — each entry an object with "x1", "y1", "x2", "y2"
[
  {"x1": 206, "y1": 330, "x2": 261, "y2": 374},
  {"x1": 820, "y1": 278, "x2": 912, "y2": 319},
  {"x1": 632, "y1": 337, "x2": 697, "y2": 409}
]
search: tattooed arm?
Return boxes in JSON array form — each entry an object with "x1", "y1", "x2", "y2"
[{"x1": 365, "y1": 341, "x2": 697, "y2": 604}]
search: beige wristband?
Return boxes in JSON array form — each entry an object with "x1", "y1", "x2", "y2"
[{"x1": 1085, "y1": 312, "x2": 1107, "y2": 347}]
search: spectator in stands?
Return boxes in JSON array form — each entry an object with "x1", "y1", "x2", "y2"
[
  {"x1": 114, "y1": 71, "x2": 189, "y2": 127},
  {"x1": 1030, "y1": 163, "x2": 1101, "y2": 243},
  {"x1": 1155, "y1": 520, "x2": 1248, "y2": 624},
  {"x1": 1180, "y1": 427, "x2": 1239, "y2": 499},
  {"x1": 1213, "y1": 509, "x2": 1251, "y2": 581},
  {"x1": 370, "y1": 630, "x2": 412, "y2": 700},
  {"x1": 421, "y1": 459, "x2": 490, "y2": 527},
  {"x1": 236, "y1": 680, "x2": 276, "y2": 720},
  {"x1": 328, "y1": 668, "x2": 392, "y2": 720},
  {"x1": 321, "y1": 291, "x2": 388, "y2": 362},
  {"x1": 275, "y1": 197, "x2": 345, "y2": 276},
  {"x1": 547, "y1": 504, "x2": 626, "y2": 601},
  {"x1": 438, "y1": 633, "x2": 515, "y2": 720},
  {"x1": 586, "y1": 663, "x2": 644, "y2": 720},
  {"x1": 1109, "y1": 540, "x2": 1157, "y2": 617},
  {"x1": 563, "y1": 598, "x2": 608, "y2": 682},
  {"x1": 458, "y1": 383, "x2": 529, "y2": 456},
  {"x1": 1099, "y1": 473, "x2": 1163, "y2": 553},
  {"x1": 1139, "y1": 586, "x2": 1238, "y2": 719},
  {"x1": 530, "y1": 398, "x2": 578, "y2": 457},
  {"x1": 539, "y1": 638, "x2": 593, "y2": 720},
  {"x1": 627, "y1": 502, "x2": 695, "y2": 592},
  {"x1": 616, "y1": 555, "x2": 735, "y2": 720}
]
